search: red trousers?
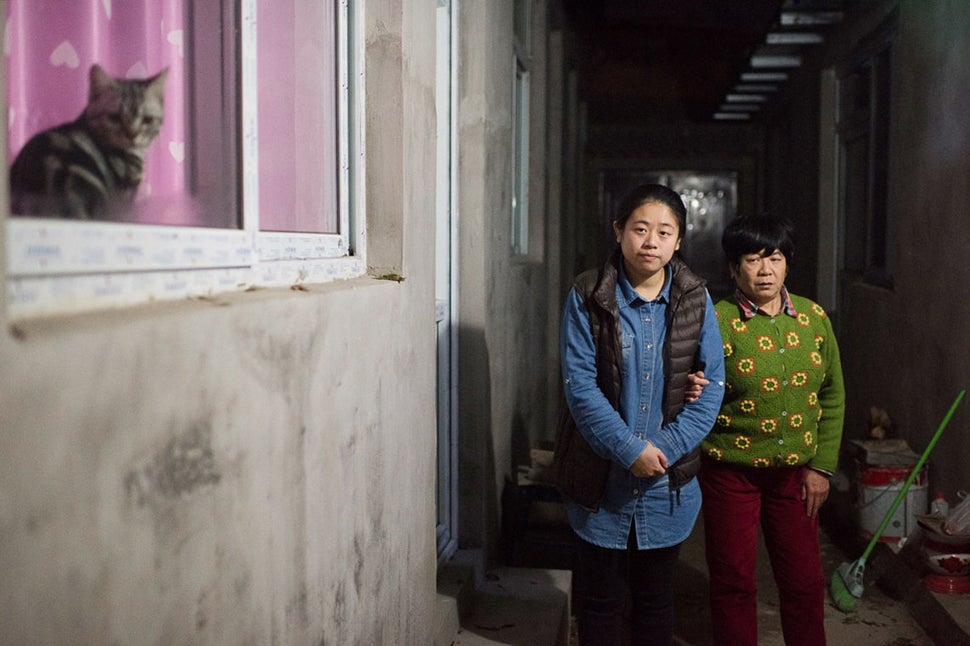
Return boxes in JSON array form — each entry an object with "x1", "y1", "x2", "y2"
[{"x1": 699, "y1": 458, "x2": 826, "y2": 646}]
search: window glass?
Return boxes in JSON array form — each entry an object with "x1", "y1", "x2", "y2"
[
  {"x1": 511, "y1": 0, "x2": 533, "y2": 257},
  {"x1": 6, "y1": 0, "x2": 236, "y2": 227},
  {"x1": 837, "y1": 38, "x2": 893, "y2": 288},
  {"x1": 511, "y1": 60, "x2": 530, "y2": 255},
  {"x1": 513, "y1": 0, "x2": 532, "y2": 56},
  {"x1": 598, "y1": 170, "x2": 738, "y2": 300},
  {"x1": 256, "y1": 0, "x2": 339, "y2": 234}
]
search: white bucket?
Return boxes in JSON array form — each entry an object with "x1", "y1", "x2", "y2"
[{"x1": 857, "y1": 465, "x2": 928, "y2": 542}]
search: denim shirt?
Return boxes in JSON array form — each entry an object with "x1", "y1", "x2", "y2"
[{"x1": 559, "y1": 263, "x2": 725, "y2": 549}]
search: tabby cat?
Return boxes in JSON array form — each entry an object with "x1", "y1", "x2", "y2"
[{"x1": 9, "y1": 64, "x2": 168, "y2": 219}]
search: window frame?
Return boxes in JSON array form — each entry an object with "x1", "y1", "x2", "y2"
[
  {"x1": 434, "y1": 0, "x2": 459, "y2": 567},
  {"x1": 5, "y1": 0, "x2": 365, "y2": 320},
  {"x1": 834, "y1": 24, "x2": 895, "y2": 290},
  {"x1": 511, "y1": 56, "x2": 530, "y2": 256},
  {"x1": 510, "y1": 0, "x2": 532, "y2": 257}
]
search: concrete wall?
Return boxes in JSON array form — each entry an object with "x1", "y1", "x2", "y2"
[
  {"x1": 455, "y1": 0, "x2": 557, "y2": 557},
  {"x1": 0, "y1": 1, "x2": 441, "y2": 644},
  {"x1": 853, "y1": 0, "x2": 970, "y2": 498},
  {"x1": 808, "y1": 0, "x2": 970, "y2": 499}
]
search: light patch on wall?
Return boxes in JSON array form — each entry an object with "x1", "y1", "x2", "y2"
[{"x1": 919, "y1": 9, "x2": 970, "y2": 166}]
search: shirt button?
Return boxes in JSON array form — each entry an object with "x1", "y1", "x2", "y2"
[
  {"x1": 633, "y1": 488, "x2": 640, "y2": 495},
  {"x1": 779, "y1": 348, "x2": 785, "y2": 354},
  {"x1": 647, "y1": 343, "x2": 654, "y2": 350},
  {"x1": 641, "y1": 404, "x2": 647, "y2": 411},
  {"x1": 782, "y1": 410, "x2": 788, "y2": 417},
  {"x1": 644, "y1": 373, "x2": 651, "y2": 380},
  {"x1": 644, "y1": 317, "x2": 651, "y2": 323},
  {"x1": 778, "y1": 439, "x2": 785, "y2": 445},
  {"x1": 783, "y1": 380, "x2": 789, "y2": 386}
]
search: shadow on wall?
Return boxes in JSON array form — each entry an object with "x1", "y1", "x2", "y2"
[
  {"x1": 510, "y1": 410, "x2": 531, "y2": 486},
  {"x1": 458, "y1": 325, "x2": 501, "y2": 558}
]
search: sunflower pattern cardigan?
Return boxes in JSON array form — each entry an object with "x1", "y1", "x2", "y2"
[{"x1": 702, "y1": 291, "x2": 845, "y2": 473}]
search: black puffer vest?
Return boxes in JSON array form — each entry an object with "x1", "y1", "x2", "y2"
[{"x1": 554, "y1": 250, "x2": 708, "y2": 511}]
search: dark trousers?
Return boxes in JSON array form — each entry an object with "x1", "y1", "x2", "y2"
[
  {"x1": 699, "y1": 459, "x2": 826, "y2": 646},
  {"x1": 576, "y1": 531, "x2": 682, "y2": 646}
]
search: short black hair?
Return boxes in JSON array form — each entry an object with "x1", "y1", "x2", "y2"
[
  {"x1": 721, "y1": 217, "x2": 795, "y2": 266},
  {"x1": 614, "y1": 184, "x2": 687, "y2": 237}
]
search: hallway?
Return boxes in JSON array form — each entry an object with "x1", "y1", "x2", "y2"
[{"x1": 4, "y1": 2, "x2": 970, "y2": 643}]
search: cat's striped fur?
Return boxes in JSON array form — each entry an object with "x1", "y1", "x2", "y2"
[{"x1": 9, "y1": 64, "x2": 168, "y2": 219}]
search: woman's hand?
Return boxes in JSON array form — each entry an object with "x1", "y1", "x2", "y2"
[
  {"x1": 630, "y1": 441, "x2": 668, "y2": 478},
  {"x1": 801, "y1": 468, "x2": 830, "y2": 518},
  {"x1": 685, "y1": 371, "x2": 709, "y2": 402}
]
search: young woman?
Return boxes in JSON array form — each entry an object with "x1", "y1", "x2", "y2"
[{"x1": 555, "y1": 183, "x2": 725, "y2": 646}]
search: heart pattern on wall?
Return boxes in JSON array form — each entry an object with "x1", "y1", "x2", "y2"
[
  {"x1": 167, "y1": 29, "x2": 184, "y2": 58},
  {"x1": 169, "y1": 141, "x2": 185, "y2": 163},
  {"x1": 127, "y1": 62, "x2": 150, "y2": 79},
  {"x1": 50, "y1": 40, "x2": 80, "y2": 68}
]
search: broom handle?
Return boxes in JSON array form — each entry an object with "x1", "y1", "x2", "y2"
[{"x1": 860, "y1": 389, "x2": 965, "y2": 561}]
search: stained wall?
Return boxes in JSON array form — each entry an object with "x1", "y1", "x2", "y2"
[{"x1": 0, "y1": 1, "x2": 442, "y2": 644}]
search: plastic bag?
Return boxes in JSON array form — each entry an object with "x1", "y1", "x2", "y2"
[{"x1": 944, "y1": 491, "x2": 970, "y2": 535}]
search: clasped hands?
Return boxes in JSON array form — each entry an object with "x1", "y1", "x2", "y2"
[
  {"x1": 630, "y1": 440, "x2": 667, "y2": 478},
  {"x1": 629, "y1": 371, "x2": 709, "y2": 479}
]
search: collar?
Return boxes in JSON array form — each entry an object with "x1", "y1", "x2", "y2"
[
  {"x1": 617, "y1": 261, "x2": 671, "y2": 305},
  {"x1": 736, "y1": 285, "x2": 797, "y2": 319}
]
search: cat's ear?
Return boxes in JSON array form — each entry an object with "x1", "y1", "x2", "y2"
[
  {"x1": 89, "y1": 64, "x2": 114, "y2": 99},
  {"x1": 146, "y1": 67, "x2": 169, "y2": 101},
  {"x1": 148, "y1": 67, "x2": 169, "y2": 89}
]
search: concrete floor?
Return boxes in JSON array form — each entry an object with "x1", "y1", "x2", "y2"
[
  {"x1": 507, "y1": 478, "x2": 970, "y2": 645},
  {"x1": 672, "y1": 516, "x2": 937, "y2": 646},
  {"x1": 555, "y1": 516, "x2": 970, "y2": 646}
]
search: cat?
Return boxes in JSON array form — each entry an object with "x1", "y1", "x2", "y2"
[{"x1": 9, "y1": 63, "x2": 168, "y2": 219}]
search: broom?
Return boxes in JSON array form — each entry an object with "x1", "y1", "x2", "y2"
[{"x1": 829, "y1": 389, "x2": 965, "y2": 612}]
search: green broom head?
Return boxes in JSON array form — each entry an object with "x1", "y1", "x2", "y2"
[
  {"x1": 828, "y1": 391, "x2": 966, "y2": 614},
  {"x1": 830, "y1": 559, "x2": 865, "y2": 613}
]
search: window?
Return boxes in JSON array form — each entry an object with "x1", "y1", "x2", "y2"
[
  {"x1": 598, "y1": 169, "x2": 737, "y2": 300},
  {"x1": 435, "y1": 0, "x2": 458, "y2": 565},
  {"x1": 5, "y1": 0, "x2": 363, "y2": 319},
  {"x1": 256, "y1": 0, "x2": 338, "y2": 234},
  {"x1": 511, "y1": 61, "x2": 530, "y2": 255},
  {"x1": 511, "y1": 0, "x2": 531, "y2": 256},
  {"x1": 836, "y1": 30, "x2": 894, "y2": 288}
]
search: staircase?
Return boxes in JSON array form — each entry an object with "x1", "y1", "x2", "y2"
[{"x1": 436, "y1": 550, "x2": 572, "y2": 646}]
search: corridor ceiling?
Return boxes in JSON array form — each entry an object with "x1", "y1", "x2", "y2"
[{"x1": 560, "y1": 0, "x2": 852, "y2": 125}]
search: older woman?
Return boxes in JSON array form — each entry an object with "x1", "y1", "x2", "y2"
[{"x1": 699, "y1": 217, "x2": 845, "y2": 646}]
